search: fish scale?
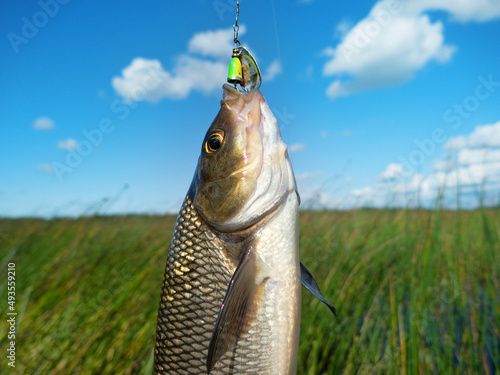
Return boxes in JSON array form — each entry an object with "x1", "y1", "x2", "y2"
[
  {"x1": 154, "y1": 194, "x2": 230, "y2": 374},
  {"x1": 154, "y1": 194, "x2": 276, "y2": 374}
]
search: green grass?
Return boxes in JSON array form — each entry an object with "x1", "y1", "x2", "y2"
[{"x1": 1, "y1": 209, "x2": 499, "y2": 374}]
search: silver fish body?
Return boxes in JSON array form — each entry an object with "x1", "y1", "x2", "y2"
[{"x1": 154, "y1": 85, "x2": 301, "y2": 374}]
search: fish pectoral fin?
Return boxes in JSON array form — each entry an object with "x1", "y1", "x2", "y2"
[
  {"x1": 300, "y1": 262, "x2": 337, "y2": 316},
  {"x1": 207, "y1": 246, "x2": 265, "y2": 374}
]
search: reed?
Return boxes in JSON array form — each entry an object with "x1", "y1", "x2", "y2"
[{"x1": 0, "y1": 208, "x2": 498, "y2": 374}]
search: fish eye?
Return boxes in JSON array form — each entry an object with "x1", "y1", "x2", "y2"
[{"x1": 205, "y1": 132, "x2": 224, "y2": 154}]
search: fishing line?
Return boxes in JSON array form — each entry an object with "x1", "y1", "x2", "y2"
[{"x1": 270, "y1": 0, "x2": 282, "y2": 63}]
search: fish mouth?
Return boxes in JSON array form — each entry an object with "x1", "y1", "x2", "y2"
[
  {"x1": 192, "y1": 84, "x2": 298, "y2": 234},
  {"x1": 213, "y1": 87, "x2": 297, "y2": 233},
  {"x1": 222, "y1": 83, "x2": 240, "y2": 100}
]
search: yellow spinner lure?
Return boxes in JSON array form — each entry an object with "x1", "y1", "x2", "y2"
[{"x1": 226, "y1": 0, "x2": 261, "y2": 92}]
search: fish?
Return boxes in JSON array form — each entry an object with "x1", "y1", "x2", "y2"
[{"x1": 153, "y1": 84, "x2": 335, "y2": 375}]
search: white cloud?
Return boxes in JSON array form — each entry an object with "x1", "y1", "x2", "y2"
[
  {"x1": 113, "y1": 26, "x2": 282, "y2": 102},
  {"x1": 423, "y1": 162, "x2": 500, "y2": 192},
  {"x1": 289, "y1": 143, "x2": 305, "y2": 153},
  {"x1": 58, "y1": 139, "x2": 78, "y2": 150},
  {"x1": 380, "y1": 163, "x2": 405, "y2": 180},
  {"x1": 298, "y1": 186, "x2": 338, "y2": 209},
  {"x1": 444, "y1": 135, "x2": 467, "y2": 150},
  {"x1": 344, "y1": 120, "x2": 500, "y2": 208},
  {"x1": 445, "y1": 121, "x2": 500, "y2": 149},
  {"x1": 324, "y1": 7, "x2": 455, "y2": 99},
  {"x1": 467, "y1": 121, "x2": 500, "y2": 147},
  {"x1": 433, "y1": 159, "x2": 453, "y2": 171},
  {"x1": 262, "y1": 59, "x2": 282, "y2": 82},
  {"x1": 33, "y1": 117, "x2": 55, "y2": 130},
  {"x1": 112, "y1": 56, "x2": 227, "y2": 102},
  {"x1": 457, "y1": 148, "x2": 500, "y2": 165},
  {"x1": 405, "y1": 0, "x2": 500, "y2": 23},
  {"x1": 353, "y1": 186, "x2": 374, "y2": 197},
  {"x1": 37, "y1": 163, "x2": 54, "y2": 174},
  {"x1": 112, "y1": 27, "x2": 239, "y2": 102},
  {"x1": 188, "y1": 26, "x2": 246, "y2": 59},
  {"x1": 322, "y1": 0, "x2": 500, "y2": 99}
]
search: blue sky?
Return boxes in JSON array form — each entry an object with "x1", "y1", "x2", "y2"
[{"x1": 1, "y1": 0, "x2": 500, "y2": 217}]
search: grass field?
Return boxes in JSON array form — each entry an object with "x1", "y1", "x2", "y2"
[{"x1": 1, "y1": 208, "x2": 499, "y2": 374}]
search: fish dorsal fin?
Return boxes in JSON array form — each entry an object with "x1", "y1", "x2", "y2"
[
  {"x1": 300, "y1": 262, "x2": 337, "y2": 316},
  {"x1": 207, "y1": 246, "x2": 266, "y2": 374}
]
